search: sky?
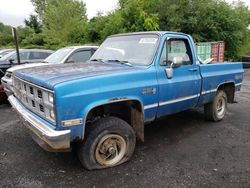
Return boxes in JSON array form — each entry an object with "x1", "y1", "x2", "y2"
[
  {"x1": 0, "y1": 0, "x2": 119, "y2": 26},
  {"x1": 0, "y1": 0, "x2": 249, "y2": 27}
]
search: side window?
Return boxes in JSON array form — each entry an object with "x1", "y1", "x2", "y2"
[
  {"x1": 91, "y1": 48, "x2": 97, "y2": 55},
  {"x1": 9, "y1": 52, "x2": 29, "y2": 63},
  {"x1": 29, "y1": 52, "x2": 43, "y2": 60},
  {"x1": 160, "y1": 38, "x2": 193, "y2": 66},
  {"x1": 67, "y1": 50, "x2": 92, "y2": 63},
  {"x1": 42, "y1": 52, "x2": 52, "y2": 59},
  {"x1": 9, "y1": 53, "x2": 17, "y2": 61},
  {"x1": 20, "y1": 52, "x2": 29, "y2": 60}
]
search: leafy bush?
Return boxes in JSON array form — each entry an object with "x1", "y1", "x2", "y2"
[{"x1": 1, "y1": 0, "x2": 249, "y2": 59}]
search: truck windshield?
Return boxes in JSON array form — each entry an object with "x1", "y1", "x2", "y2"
[
  {"x1": 91, "y1": 34, "x2": 159, "y2": 65},
  {"x1": 43, "y1": 47, "x2": 73, "y2": 64}
]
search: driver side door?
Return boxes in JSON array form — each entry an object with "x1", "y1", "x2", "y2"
[{"x1": 156, "y1": 36, "x2": 201, "y2": 118}]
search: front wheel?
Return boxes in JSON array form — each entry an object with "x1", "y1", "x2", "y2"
[
  {"x1": 204, "y1": 90, "x2": 227, "y2": 121},
  {"x1": 77, "y1": 116, "x2": 136, "y2": 170}
]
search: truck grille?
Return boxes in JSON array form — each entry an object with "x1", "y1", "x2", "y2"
[
  {"x1": 37, "y1": 90, "x2": 43, "y2": 99},
  {"x1": 13, "y1": 76, "x2": 55, "y2": 123}
]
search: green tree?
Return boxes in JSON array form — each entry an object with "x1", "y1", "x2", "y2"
[
  {"x1": 154, "y1": 0, "x2": 250, "y2": 59},
  {"x1": 2, "y1": 0, "x2": 250, "y2": 60},
  {"x1": 119, "y1": 0, "x2": 159, "y2": 32},
  {"x1": 43, "y1": 0, "x2": 88, "y2": 45},
  {"x1": 87, "y1": 0, "x2": 159, "y2": 43},
  {"x1": 31, "y1": 0, "x2": 46, "y2": 20},
  {"x1": 24, "y1": 14, "x2": 42, "y2": 33},
  {"x1": 0, "y1": 22, "x2": 12, "y2": 47},
  {"x1": 87, "y1": 13, "x2": 110, "y2": 43}
]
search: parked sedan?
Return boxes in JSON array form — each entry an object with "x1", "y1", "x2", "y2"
[
  {"x1": 0, "y1": 49, "x2": 54, "y2": 79},
  {"x1": 0, "y1": 49, "x2": 53, "y2": 103},
  {"x1": 1, "y1": 46, "x2": 98, "y2": 96}
]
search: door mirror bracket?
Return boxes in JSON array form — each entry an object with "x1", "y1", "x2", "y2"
[{"x1": 172, "y1": 57, "x2": 182, "y2": 68}]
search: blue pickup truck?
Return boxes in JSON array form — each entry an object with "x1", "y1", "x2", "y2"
[{"x1": 9, "y1": 31, "x2": 244, "y2": 170}]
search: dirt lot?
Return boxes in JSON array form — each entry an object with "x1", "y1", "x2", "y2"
[{"x1": 0, "y1": 70, "x2": 250, "y2": 188}]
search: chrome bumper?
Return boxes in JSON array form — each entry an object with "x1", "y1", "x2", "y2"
[{"x1": 8, "y1": 95, "x2": 71, "y2": 152}]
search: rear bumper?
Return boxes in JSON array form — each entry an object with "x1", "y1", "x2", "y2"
[{"x1": 8, "y1": 95, "x2": 71, "y2": 152}]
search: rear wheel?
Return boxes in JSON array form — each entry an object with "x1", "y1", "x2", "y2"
[
  {"x1": 204, "y1": 90, "x2": 227, "y2": 121},
  {"x1": 77, "y1": 116, "x2": 136, "y2": 170}
]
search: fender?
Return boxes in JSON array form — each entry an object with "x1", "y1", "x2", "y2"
[
  {"x1": 81, "y1": 96, "x2": 145, "y2": 140},
  {"x1": 217, "y1": 81, "x2": 235, "y2": 90}
]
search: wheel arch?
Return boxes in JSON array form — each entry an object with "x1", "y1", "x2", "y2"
[
  {"x1": 217, "y1": 81, "x2": 235, "y2": 103},
  {"x1": 82, "y1": 98, "x2": 145, "y2": 141}
]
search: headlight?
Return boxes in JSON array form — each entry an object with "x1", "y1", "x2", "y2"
[
  {"x1": 48, "y1": 93, "x2": 54, "y2": 104},
  {"x1": 5, "y1": 71, "x2": 12, "y2": 78}
]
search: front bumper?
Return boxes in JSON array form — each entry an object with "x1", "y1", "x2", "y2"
[
  {"x1": 1, "y1": 77, "x2": 13, "y2": 96},
  {"x1": 9, "y1": 95, "x2": 71, "y2": 152}
]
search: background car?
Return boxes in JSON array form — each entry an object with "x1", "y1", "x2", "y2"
[
  {"x1": 1, "y1": 45, "x2": 98, "y2": 96},
  {"x1": 0, "y1": 49, "x2": 53, "y2": 103},
  {"x1": 43, "y1": 45, "x2": 98, "y2": 64},
  {"x1": 0, "y1": 49, "x2": 54, "y2": 79},
  {"x1": 0, "y1": 49, "x2": 14, "y2": 58}
]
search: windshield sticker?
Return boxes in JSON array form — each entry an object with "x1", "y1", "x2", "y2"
[{"x1": 139, "y1": 38, "x2": 158, "y2": 44}]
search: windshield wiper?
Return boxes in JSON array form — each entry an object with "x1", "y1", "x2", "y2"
[
  {"x1": 106, "y1": 59, "x2": 133, "y2": 67},
  {"x1": 90, "y1": 59, "x2": 106, "y2": 63}
]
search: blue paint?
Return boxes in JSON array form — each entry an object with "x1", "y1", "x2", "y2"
[{"x1": 13, "y1": 31, "x2": 244, "y2": 141}]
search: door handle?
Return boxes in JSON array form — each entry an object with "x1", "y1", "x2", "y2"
[{"x1": 188, "y1": 68, "x2": 198, "y2": 72}]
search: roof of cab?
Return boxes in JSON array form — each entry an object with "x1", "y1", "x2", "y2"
[
  {"x1": 110, "y1": 31, "x2": 190, "y2": 38},
  {"x1": 16, "y1": 49, "x2": 54, "y2": 53}
]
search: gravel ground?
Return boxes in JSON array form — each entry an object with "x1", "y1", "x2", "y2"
[{"x1": 0, "y1": 70, "x2": 250, "y2": 188}]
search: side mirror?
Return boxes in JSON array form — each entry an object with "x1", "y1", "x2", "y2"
[
  {"x1": 165, "y1": 57, "x2": 182, "y2": 79},
  {"x1": 9, "y1": 59, "x2": 14, "y2": 64},
  {"x1": 165, "y1": 68, "x2": 173, "y2": 79}
]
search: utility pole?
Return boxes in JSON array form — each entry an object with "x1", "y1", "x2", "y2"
[{"x1": 11, "y1": 27, "x2": 20, "y2": 65}]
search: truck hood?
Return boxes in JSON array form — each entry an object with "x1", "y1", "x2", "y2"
[
  {"x1": 14, "y1": 62, "x2": 140, "y2": 90},
  {"x1": 7, "y1": 63, "x2": 46, "y2": 73}
]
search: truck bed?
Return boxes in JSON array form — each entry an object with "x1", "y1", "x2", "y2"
[{"x1": 198, "y1": 62, "x2": 244, "y2": 105}]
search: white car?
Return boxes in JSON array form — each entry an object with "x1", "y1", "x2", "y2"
[{"x1": 1, "y1": 45, "x2": 98, "y2": 96}]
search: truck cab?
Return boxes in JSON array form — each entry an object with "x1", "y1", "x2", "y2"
[{"x1": 9, "y1": 32, "x2": 244, "y2": 170}]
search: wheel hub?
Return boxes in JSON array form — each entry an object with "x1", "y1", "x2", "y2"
[
  {"x1": 95, "y1": 134, "x2": 126, "y2": 166},
  {"x1": 216, "y1": 97, "x2": 226, "y2": 117}
]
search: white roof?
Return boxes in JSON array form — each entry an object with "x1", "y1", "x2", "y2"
[{"x1": 63, "y1": 45, "x2": 99, "y2": 50}]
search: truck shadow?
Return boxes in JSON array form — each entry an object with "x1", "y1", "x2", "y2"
[
  {"x1": 143, "y1": 108, "x2": 207, "y2": 144},
  {"x1": 44, "y1": 108, "x2": 210, "y2": 171},
  {"x1": 3, "y1": 107, "x2": 223, "y2": 186}
]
